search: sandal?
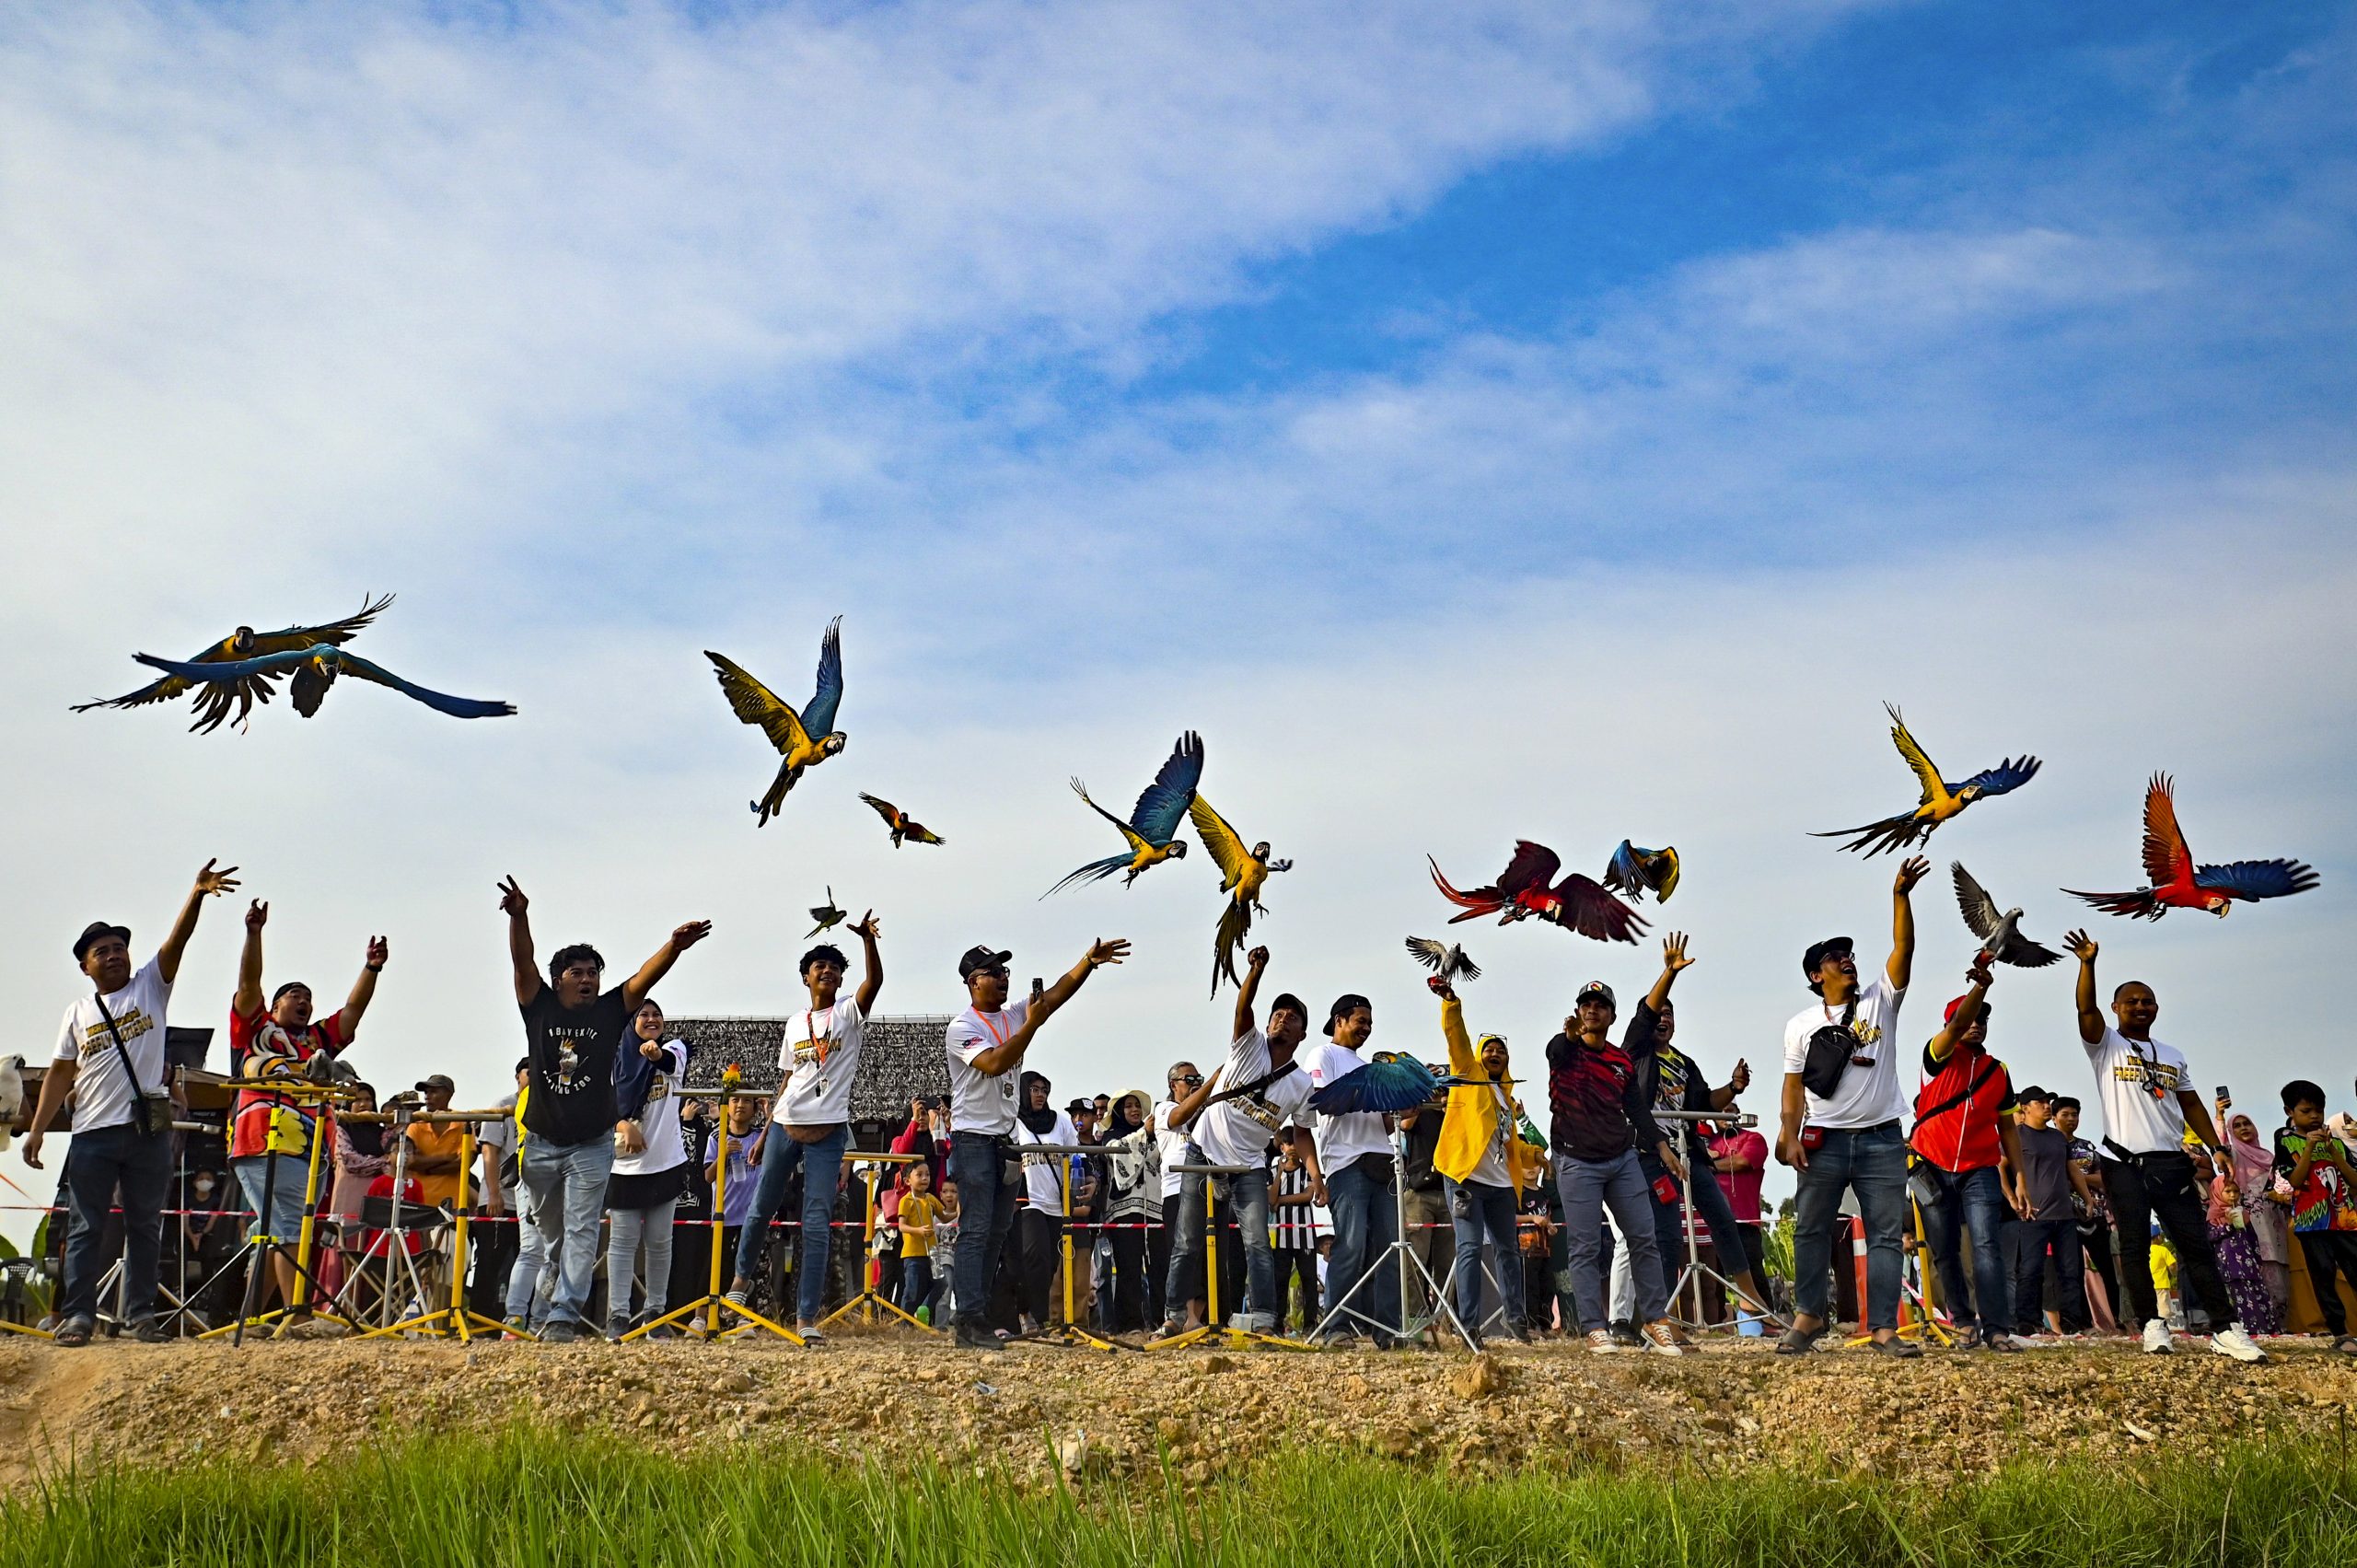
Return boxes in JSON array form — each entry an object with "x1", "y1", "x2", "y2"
[
  {"x1": 1773, "y1": 1322, "x2": 1826, "y2": 1356},
  {"x1": 52, "y1": 1317, "x2": 94, "y2": 1348},
  {"x1": 2332, "y1": 1336, "x2": 2357, "y2": 1356}
]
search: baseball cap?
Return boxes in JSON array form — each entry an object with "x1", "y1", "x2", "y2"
[
  {"x1": 1573, "y1": 980, "x2": 1616, "y2": 1010},
  {"x1": 1801, "y1": 936, "x2": 1853, "y2": 981},
  {"x1": 1065, "y1": 1098, "x2": 1094, "y2": 1116},
  {"x1": 1323, "y1": 993, "x2": 1372, "y2": 1037},
  {"x1": 415, "y1": 1074, "x2": 456, "y2": 1094},
  {"x1": 1943, "y1": 993, "x2": 1994, "y2": 1025},
  {"x1": 72, "y1": 921, "x2": 131, "y2": 962},
  {"x1": 2017, "y1": 1084, "x2": 2053, "y2": 1104},
  {"x1": 958, "y1": 945, "x2": 1014, "y2": 981}
]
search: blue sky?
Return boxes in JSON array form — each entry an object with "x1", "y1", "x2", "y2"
[{"x1": 2, "y1": 0, "x2": 2352, "y2": 1232}]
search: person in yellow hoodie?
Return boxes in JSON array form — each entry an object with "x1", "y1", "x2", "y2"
[{"x1": 1434, "y1": 977, "x2": 1539, "y2": 1347}]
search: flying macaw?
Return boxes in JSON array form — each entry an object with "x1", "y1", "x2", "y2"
[
  {"x1": 128, "y1": 643, "x2": 513, "y2": 721},
  {"x1": 1603, "y1": 841, "x2": 1680, "y2": 903},
  {"x1": 1428, "y1": 841, "x2": 1647, "y2": 944},
  {"x1": 1812, "y1": 704, "x2": 2040, "y2": 857},
  {"x1": 74, "y1": 593, "x2": 395, "y2": 734},
  {"x1": 1043, "y1": 731, "x2": 1204, "y2": 897},
  {"x1": 1307, "y1": 1051, "x2": 1467, "y2": 1116},
  {"x1": 2063, "y1": 773, "x2": 2317, "y2": 920},
  {"x1": 859, "y1": 793, "x2": 944, "y2": 848},
  {"x1": 1190, "y1": 793, "x2": 1292, "y2": 996},
  {"x1": 704, "y1": 617, "x2": 846, "y2": 827}
]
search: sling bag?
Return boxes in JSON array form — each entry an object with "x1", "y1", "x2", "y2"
[{"x1": 91, "y1": 990, "x2": 175, "y2": 1138}]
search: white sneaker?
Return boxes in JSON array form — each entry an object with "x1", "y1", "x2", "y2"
[
  {"x1": 2209, "y1": 1323, "x2": 2269, "y2": 1364},
  {"x1": 2142, "y1": 1319, "x2": 2174, "y2": 1354}
]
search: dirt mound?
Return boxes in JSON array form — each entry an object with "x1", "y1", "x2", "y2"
[{"x1": 1, "y1": 1332, "x2": 2349, "y2": 1491}]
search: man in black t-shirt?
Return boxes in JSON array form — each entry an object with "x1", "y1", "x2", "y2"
[{"x1": 498, "y1": 876, "x2": 709, "y2": 1341}]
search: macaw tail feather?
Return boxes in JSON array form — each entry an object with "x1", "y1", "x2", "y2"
[
  {"x1": 1429, "y1": 855, "x2": 1504, "y2": 922},
  {"x1": 1209, "y1": 897, "x2": 1253, "y2": 998},
  {"x1": 2061, "y1": 887, "x2": 2167, "y2": 920},
  {"x1": 1809, "y1": 813, "x2": 1932, "y2": 858},
  {"x1": 1042, "y1": 852, "x2": 1133, "y2": 900}
]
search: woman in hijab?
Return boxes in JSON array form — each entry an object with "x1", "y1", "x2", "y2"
[
  {"x1": 1095, "y1": 1089, "x2": 1157, "y2": 1332},
  {"x1": 2196, "y1": 1121, "x2": 2282, "y2": 1335},
  {"x1": 2225, "y1": 1112, "x2": 2292, "y2": 1324},
  {"x1": 1011, "y1": 1071, "x2": 1076, "y2": 1335}
]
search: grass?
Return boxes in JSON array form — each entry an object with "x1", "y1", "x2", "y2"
[{"x1": 3, "y1": 1428, "x2": 2351, "y2": 1567}]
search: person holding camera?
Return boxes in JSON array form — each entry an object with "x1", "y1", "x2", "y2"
[
  {"x1": 24, "y1": 859, "x2": 239, "y2": 1347},
  {"x1": 1775, "y1": 854, "x2": 1927, "y2": 1357}
]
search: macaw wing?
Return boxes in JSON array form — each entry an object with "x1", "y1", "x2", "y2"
[
  {"x1": 858, "y1": 792, "x2": 901, "y2": 826},
  {"x1": 1497, "y1": 841, "x2": 1562, "y2": 897},
  {"x1": 1129, "y1": 730, "x2": 1204, "y2": 845},
  {"x1": 801, "y1": 616, "x2": 845, "y2": 739},
  {"x1": 331, "y1": 650, "x2": 516, "y2": 719},
  {"x1": 705, "y1": 652, "x2": 813, "y2": 757},
  {"x1": 2194, "y1": 859, "x2": 2318, "y2": 901},
  {"x1": 1308, "y1": 1055, "x2": 1440, "y2": 1116},
  {"x1": 1072, "y1": 779, "x2": 1151, "y2": 854},
  {"x1": 1605, "y1": 842, "x2": 1679, "y2": 902},
  {"x1": 1885, "y1": 703, "x2": 1948, "y2": 807},
  {"x1": 2140, "y1": 773, "x2": 2194, "y2": 889},
  {"x1": 1604, "y1": 841, "x2": 1643, "y2": 897},
  {"x1": 1552, "y1": 873, "x2": 1647, "y2": 944},
  {"x1": 1189, "y1": 795, "x2": 1254, "y2": 889},
  {"x1": 245, "y1": 592, "x2": 396, "y2": 656},
  {"x1": 1957, "y1": 754, "x2": 2040, "y2": 798},
  {"x1": 1951, "y1": 862, "x2": 2003, "y2": 943},
  {"x1": 134, "y1": 647, "x2": 316, "y2": 684},
  {"x1": 900, "y1": 819, "x2": 946, "y2": 846}
]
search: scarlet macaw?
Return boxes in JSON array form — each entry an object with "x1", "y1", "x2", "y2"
[
  {"x1": 1603, "y1": 841, "x2": 1680, "y2": 902},
  {"x1": 1044, "y1": 732, "x2": 1203, "y2": 896},
  {"x1": 1813, "y1": 704, "x2": 2040, "y2": 857},
  {"x1": 128, "y1": 641, "x2": 513, "y2": 721},
  {"x1": 858, "y1": 793, "x2": 944, "y2": 848},
  {"x1": 2064, "y1": 774, "x2": 2317, "y2": 920},
  {"x1": 1190, "y1": 792, "x2": 1291, "y2": 995},
  {"x1": 74, "y1": 593, "x2": 394, "y2": 733},
  {"x1": 1428, "y1": 841, "x2": 1647, "y2": 944},
  {"x1": 704, "y1": 617, "x2": 846, "y2": 826}
]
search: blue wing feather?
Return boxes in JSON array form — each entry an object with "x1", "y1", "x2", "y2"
[
  {"x1": 135, "y1": 648, "x2": 313, "y2": 682},
  {"x1": 2194, "y1": 859, "x2": 2317, "y2": 900},
  {"x1": 333, "y1": 649, "x2": 517, "y2": 719},
  {"x1": 1308, "y1": 1054, "x2": 1442, "y2": 1116},
  {"x1": 1128, "y1": 730, "x2": 1204, "y2": 844},
  {"x1": 802, "y1": 616, "x2": 844, "y2": 738},
  {"x1": 1956, "y1": 755, "x2": 2040, "y2": 796},
  {"x1": 133, "y1": 646, "x2": 514, "y2": 720},
  {"x1": 1041, "y1": 852, "x2": 1137, "y2": 900}
]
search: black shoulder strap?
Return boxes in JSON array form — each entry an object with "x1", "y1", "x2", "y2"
[
  {"x1": 1205, "y1": 1058, "x2": 1302, "y2": 1107},
  {"x1": 90, "y1": 989, "x2": 155, "y2": 1101},
  {"x1": 1913, "y1": 1055, "x2": 2000, "y2": 1131}
]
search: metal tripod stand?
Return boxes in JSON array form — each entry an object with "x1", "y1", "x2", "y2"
[
  {"x1": 1308, "y1": 1127, "x2": 1474, "y2": 1350},
  {"x1": 1654, "y1": 1109, "x2": 1781, "y2": 1334},
  {"x1": 1145, "y1": 1160, "x2": 1309, "y2": 1351}
]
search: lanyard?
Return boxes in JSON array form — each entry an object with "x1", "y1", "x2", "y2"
[
  {"x1": 802, "y1": 1007, "x2": 831, "y2": 1069},
  {"x1": 971, "y1": 1006, "x2": 1014, "y2": 1049}
]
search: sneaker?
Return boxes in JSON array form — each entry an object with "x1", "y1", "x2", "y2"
[
  {"x1": 1228, "y1": 1311, "x2": 1277, "y2": 1334},
  {"x1": 1502, "y1": 1322, "x2": 1533, "y2": 1345},
  {"x1": 1608, "y1": 1319, "x2": 1644, "y2": 1349},
  {"x1": 796, "y1": 1323, "x2": 826, "y2": 1346},
  {"x1": 644, "y1": 1321, "x2": 681, "y2": 1341},
  {"x1": 129, "y1": 1317, "x2": 170, "y2": 1344},
  {"x1": 502, "y1": 1315, "x2": 531, "y2": 1339},
  {"x1": 1773, "y1": 1322, "x2": 1826, "y2": 1356},
  {"x1": 1017, "y1": 1315, "x2": 1041, "y2": 1337},
  {"x1": 539, "y1": 1319, "x2": 582, "y2": 1344},
  {"x1": 724, "y1": 1283, "x2": 750, "y2": 1308},
  {"x1": 2142, "y1": 1319, "x2": 2174, "y2": 1355},
  {"x1": 954, "y1": 1320, "x2": 1005, "y2": 1353},
  {"x1": 1866, "y1": 1334, "x2": 1922, "y2": 1359},
  {"x1": 1640, "y1": 1320, "x2": 1691, "y2": 1356},
  {"x1": 52, "y1": 1315, "x2": 95, "y2": 1348},
  {"x1": 2209, "y1": 1324, "x2": 2268, "y2": 1364},
  {"x1": 1584, "y1": 1329, "x2": 1619, "y2": 1353}
]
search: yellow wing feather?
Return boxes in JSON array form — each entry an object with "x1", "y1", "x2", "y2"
[
  {"x1": 706, "y1": 653, "x2": 814, "y2": 758},
  {"x1": 1189, "y1": 795, "x2": 1253, "y2": 891},
  {"x1": 1886, "y1": 705, "x2": 1950, "y2": 808}
]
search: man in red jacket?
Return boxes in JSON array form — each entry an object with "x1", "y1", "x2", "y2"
[{"x1": 1911, "y1": 958, "x2": 2028, "y2": 1350}]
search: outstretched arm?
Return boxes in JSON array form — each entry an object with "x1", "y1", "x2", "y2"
[
  {"x1": 234, "y1": 900, "x2": 268, "y2": 1016},
  {"x1": 158, "y1": 859, "x2": 239, "y2": 984},
  {"x1": 341, "y1": 935, "x2": 388, "y2": 1037},
  {"x1": 1642, "y1": 932, "x2": 1693, "y2": 1014},
  {"x1": 1925, "y1": 958, "x2": 1995, "y2": 1066},
  {"x1": 1234, "y1": 947, "x2": 1270, "y2": 1041},
  {"x1": 851, "y1": 912, "x2": 883, "y2": 1015},
  {"x1": 622, "y1": 920, "x2": 714, "y2": 1011},
  {"x1": 971, "y1": 939, "x2": 1132, "y2": 1074},
  {"x1": 1887, "y1": 856, "x2": 1928, "y2": 991},
  {"x1": 500, "y1": 877, "x2": 541, "y2": 1008},
  {"x1": 2064, "y1": 930, "x2": 2105, "y2": 1045}
]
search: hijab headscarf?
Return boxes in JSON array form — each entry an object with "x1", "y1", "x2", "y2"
[
  {"x1": 1017, "y1": 1070, "x2": 1058, "y2": 1135},
  {"x1": 2227, "y1": 1115, "x2": 2277, "y2": 1196}
]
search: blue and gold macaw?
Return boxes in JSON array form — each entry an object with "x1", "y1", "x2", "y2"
[
  {"x1": 1192, "y1": 793, "x2": 1292, "y2": 995},
  {"x1": 1603, "y1": 841, "x2": 1680, "y2": 903},
  {"x1": 1812, "y1": 703, "x2": 2040, "y2": 857},
  {"x1": 74, "y1": 593, "x2": 394, "y2": 734},
  {"x1": 1044, "y1": 731, "x2": 1203, "y2": 896},
  {"x1": 128, "y1": 639, "x2": 514, "y2": 722},
  {"x1": 704, "y1": 617, "x2": 846, "y2": 827}
]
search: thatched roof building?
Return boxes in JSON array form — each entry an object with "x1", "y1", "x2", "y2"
[{"x1": 668, "y1": 1015, "x2": 953, "y2": 1139}]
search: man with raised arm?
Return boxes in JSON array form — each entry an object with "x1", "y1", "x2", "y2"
[
  {"x1": 1160, "y1": 947, "x2": 1319, "y2": 1335},
  {"x1": 2062, "y1": 928, "x2": 2264, "y2": 1362},
  {"x1": 944, "y1": 936, "x2": 1130, "y2": 1352},
  {"x1": 226, "y1": 897, "x2": 387, "y2": 1329},
  {"x1": 1776, "y1": 855, "x2": 1927, "y2": 1358},
  {"x1": 23, "y1": 859, "x2": 239, "y2": 1347},
  {"x1": 1910, "y1": 957, "x2": 2028, "y2": 1351},
  {"x1": 497, "y1": 876, "x2": 710, "y2": 1342},
  {"x1": 726, "y1": 913, "x2": 883, "y2": 1342}
]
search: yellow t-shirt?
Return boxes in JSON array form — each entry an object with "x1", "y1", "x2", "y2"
[
  {"x1": 898, "y1": 1193, "x2": 944, "y2": 1259},
  {"x1": 2150, "y1": 1240, "x2": 2177, "y2": 1292},
  {"x1": 405, "y1": 1121, "x2": 469, "y2": 1210}
]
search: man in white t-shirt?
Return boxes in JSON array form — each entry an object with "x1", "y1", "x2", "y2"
[
  {"x1": 726, "y1": 913, "x2": 881, "y2": 1340},
  {"x1": 1300, "y1": 991, "x2": 1403, "y2": 1346},
  {"x1": 2061, "y1": 927, "x2": 2265, "y2": 1362},
  {"x1": 1161, "y1": 947, "x2": 1318, "y2": 1335},
  {"x1": 1773, "y1": 854, "x2": 1926, "y2": 1358},
  {"x1": 943, "y1": 936, "x2": 1130, "y2": 1352},
  {"x1": 22, "y1": 859, "x2": 241, "y2": 1347}
]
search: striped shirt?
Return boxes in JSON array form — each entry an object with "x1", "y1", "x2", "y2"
[{"x1": 1271, "y1": 1156, "x2": 1318, "y2": 1249}]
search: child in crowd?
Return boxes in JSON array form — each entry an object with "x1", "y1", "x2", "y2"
[
  {"x1": 2274, "y1": 1079, "x2": 2357, "y2": 1354},
  {"x1": 930, "y1": 1176, "x2": 960, "y2": 1323},
  {"x1": 2150, "y1": 1230, "x2": 2180, "y2": 1329},
  {"x1": 897, "y1": 1161, "x2": 949, "y2": 1325}
]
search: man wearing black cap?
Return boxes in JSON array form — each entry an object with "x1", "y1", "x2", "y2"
[
  {"x1": 22, "y1": 858, "x2": 240, "y2": 1346},
  {"x1": 1301, "y1": 989, "x2": 1402, "y2": 1345},
  {"x1": 944, "y1": 936, "x2": 1130, "y2": 1351},
  {"x1": 1546, "y1": 976, "x2": 1689, "y2": 1353},
  {"x1": 1775, "y1": 855, "x2": 1928, "y2": 1357},
  {"x1": 2011, "y1": 1084, "x2": 2091, "y2": 1337}
]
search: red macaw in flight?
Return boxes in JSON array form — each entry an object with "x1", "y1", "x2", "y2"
[{"x1": 2064, "y1": 773, "x2": 2317, "y2": 920}]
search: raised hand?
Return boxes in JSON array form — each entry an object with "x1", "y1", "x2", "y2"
[
  {"x1": 1965, "y1": 955, "x2": 1994, "y2": 989},
  {"x1": 194, "y1": 858, "x2": 240, "y2": 898},
  {"x1": 1662, "y1": 932, "x2": 1694, "y2": 972},
  {"x1": 1086, "y1": 937, "x2": 1131, "y2": 969},
  {"x1": 1893, "y1": 855, "x2": 1930, "y2": 896},
  {"x1": 671, "y1": 920, "x2": 714, "y2": 950},
  {"x1": 245, "y1": 899, "x2": 270, "y2": 932},
  {"x1": 366, "y1": 935, "x2": 389, "y2": 969},
  {"x1": 498, "y1": 877, "x2": 528, "y2": 917},
  {"x1": 1247, "y1": 946, "x2": 1271, "y2": 970},
  {"x1": 1730, "y1": 1058, "x2": 1751, "y2": 1095},
  {"x1": 2063, "y1": 928, "x2": 2097, "y2": 963},
  {"x1": 848, "y1": 911, "x2": 881, "y2": 941}
]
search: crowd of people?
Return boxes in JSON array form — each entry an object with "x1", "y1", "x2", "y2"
[{"x1": 20, "y1": 857, "x2": 2357, "y2": 1363}]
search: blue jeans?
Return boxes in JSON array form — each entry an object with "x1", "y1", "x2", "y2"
[
  {"x1": 900, "y1": 1255, "x2": 935, "y2": 1315},
  {"x1": 1445, "y1": 1177, "x2": 1524, "y2": 1332},
  {"x1": 1321, "y1": 1156, "x2": 1399, "y2": 1340},
  {"x1": 505, "y1": 1191, "x2": 551, "y2": 1325},
  {"x1": 2012, "y1": 1216, "x2": 2083, "y2": 1334},
  {"x1": 733, "y1": 1124, "x2": 848, "y2": 1325},
  {"x1": 1792, "y1": 1121, "x2": 1909, "y2": 1330},
  {"x1": 950, "y1": 1132, "x2": 1020, "y2": 1330},
  {"x1": 1558, "y1": 1148, "x2": 1666, "y2": 1330},
  {"x1": 1919, "y1": 1162, "x2": 2012, "y2": 1336},
  {"x1": 519, "y1": 1136, "x2": 615, "y2": 1329},
  {"x1": 60, "y1": 1121, "x2": 174, "y2": 1325},
  {"x1": 1167, "y1": 1151, "x2": 1275, "y2": 1320}
]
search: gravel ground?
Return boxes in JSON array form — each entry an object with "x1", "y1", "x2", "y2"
[{"x1": 3, "y1": 1329, "x2": 2352, "y2": 1492}]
